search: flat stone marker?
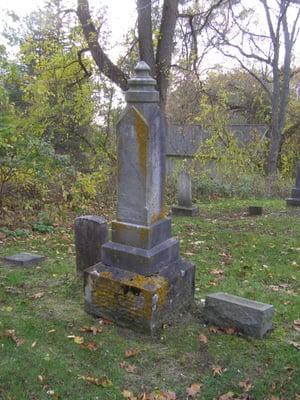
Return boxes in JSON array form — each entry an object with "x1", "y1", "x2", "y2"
[
  {"x1": 286, "y1": 161, "x2": 300, "y2": 207},
  {"x1": 4, "y1": 252, "x2": 45, "y2": 267},
  {"x1": 75, "y1": 215, "x2": 108, "y2": 278},
  {"x1": 204, "y1": 292, "x2": 274, "y2": 338},
  {"x1": 172, "y1": 169, "x2": 199, "y2": 217},
  {"x1": 248, "y1": 206, "x2": 263, "y2": 216},
  {"x1": 84, "y1": 62, "x2": 195, "y2": 334}
]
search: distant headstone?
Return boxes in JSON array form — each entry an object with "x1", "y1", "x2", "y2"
[
  {"x1": 248, "y1": 206, "x2": 263, "y2": 216},
  {"x1": 74, "y1": 215, "x2": 108, "y2": 278},
  {"x1": 286, "y1": 161, "x2": 300, "y2": 207},
  {"x1": 172, "y1": 170, "x2": 199, "y2": 216},
  {"x1": 4, "y1": 252, "x2": 45, "y2": 267},
  {"x1": 83, "y1": 62, "x2": 195, "y2": 333},
  {"x1": 204, "y1": 292, "x2": 274, "y2": 338}
]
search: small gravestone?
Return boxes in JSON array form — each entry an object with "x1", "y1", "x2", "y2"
[
  {"x1": 172, "y1": 170, "x2": 199, "y2": 217},
  {"x1": 74, "y1": 215, "x2": 108, "y2": 278},
  {"x1": 286, "y1": 161, "x2": 300, "y2": 207},
  {"x1": 204, "y1": 292, "x2": 274, "y2": 338},
  {"x1": 84, "y1": 62, "x2": 195, "y2": 334},
  {"x1": 248, "y1": 206, "x2": 263, "y2": 216},
  {"x1": 4, "y1": 252, "x2": 45, "y2": 267}
]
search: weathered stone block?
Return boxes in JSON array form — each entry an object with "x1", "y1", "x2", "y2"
[
  {"x1": 248, "y1": 206, "x2": 263, "y2": 216},
  {"x1": 75, "y1": 215, "x2": 108, "y2": 278},
  {"x1": 101, "y1": 237, "x2": 179, "y2": 275},
  {"x1": 172, "y1": 205, "x2": 199, "y2": 217},
  {"x1": 111, "y1": 218, "x2": 171, "y2": 249},
  {"x1": 84, "y1": 259, "x2": 195, "y2": 333},
  {"x1": 204, "y1": 292, "x2": 274, "y2": 338},
  {"x1": 4, "y1": 252, "x2": 45, "y2": 267},
  {"x1": 286, "y1": 198, "x2": 300, "y2": 207}
]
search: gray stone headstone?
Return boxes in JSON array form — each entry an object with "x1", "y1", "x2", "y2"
[
  {"x1": 172, "y1": 169, "x2": 199, "y2": 217},
  {"x1": 204, "y1": 292, "x2": 274, "y2": 338},
  {"x1": 75, "y1": 215, "x2": 108, "y2": 277},
  {"x1": 286, "y1": 161, "x2": 300, "y2": 207},
  {"x1": 4, "y1": 252, "x2": 45, "y2": 267},
  {"x1": 177, "y1": 170, "x2": 192, "y2": 208}
]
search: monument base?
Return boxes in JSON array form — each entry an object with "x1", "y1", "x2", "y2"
[
  {"x1": 172, "y1": 205, "x2": 199, "y2": 217},
  {"x1": 286, "y1": 197, "x2": 300, "y2": 207},
  {"x1": 84, "y1": 259, "x2": 195, "y2": 334}
]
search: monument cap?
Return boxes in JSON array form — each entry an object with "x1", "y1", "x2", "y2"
[{"x1": 125, "y1": 61, "x2": 159, "y2": 103}]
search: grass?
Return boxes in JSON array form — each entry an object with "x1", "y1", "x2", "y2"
[{"x1": 0, "y1": 198, "x2": 299, "y2": 400}]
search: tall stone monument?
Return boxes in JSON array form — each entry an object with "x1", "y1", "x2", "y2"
[
  {"x1": 84, "y1": 62, "x2": 195, "y2": 333},
  {"x1": 286, "y1": 161, "x2": 300, "y2": 207},
  {"x1": 172, "y1": 169, "x2": 199, "y2": 216}
]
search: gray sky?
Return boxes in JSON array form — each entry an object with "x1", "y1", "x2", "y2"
[{"x1": 0, "y1": 0, "x2": 136, "y2": 58}]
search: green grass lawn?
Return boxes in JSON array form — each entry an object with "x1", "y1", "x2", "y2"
[{"x1": 0, "y1": 199, "x2": 299, "y2": 400}]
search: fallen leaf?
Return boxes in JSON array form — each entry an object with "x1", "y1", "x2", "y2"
[
  {"x1": 48, "y1": 329, "x2": 56, "y2": 333},
  {"x1": 125, "y1": 349, "x2": 140, "y2": 358},
  {"x1": 99, "y1": 318, "x2": 113, "y2": 325},
  {"x1": 31, "y1": 292, "x2": 44, "y2": 300},
  {"x1": 74, "y1": 336, "x2": 84, "y2": 345},
  {"x1": 32, "y1": 341, "x2": 37, "y2": 348},
  {"x1": 239, "y1": 379, "x2": 253, "y2": 392},
  {"x1": 212, "y1": 365, "x2": 223, "y2": 377},
  {"x1": 79, "y1": 375, "x2": 112, "y2": 387},
  {"x1": 4, "y1": 329, "x2": 25, "y2": 346},
  {"x1": 198, "y1": 333, "x2": 208, "y2": 344},
  {"x1": 79, "y1": 326, "x2": 103, "y2": 335},
  {"x1": 210, "y1": 268, "x2": 224, "y2": 276},
  {"x1": 119, "y1": 361, "x2": 137, "y2": 373},
  {"x1": 293, "y1": 320, "x2": 300, "y2": 332},
  {"x1": 122, "y1": 389, "x2": 136, "y2": 399},
  {"x1": 38, "y1": 375, "x2": 44, "y2": 383},
  {"x1": 209, "y1": 326, "x2": 221, "y2": 334},
  {"x1": 80, "y1": 341, "x2": 97, "y2": 351},
  {"x1": 218, "y1": 392, "x2": 235, "y2": 400},
  {"x1": 289, "y1": 341, "x2": 300, "y2": 350},
  {"x1": 186, "y1": 383, "x2": 202, "y2": 397}
]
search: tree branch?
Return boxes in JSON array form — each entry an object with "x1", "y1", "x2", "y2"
[{"x1": 77, "y1": 0, "x2": 128, "y2": 90}]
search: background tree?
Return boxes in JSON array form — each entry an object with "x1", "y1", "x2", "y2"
[{"x1": 210, "y1": 0, "x2": 300, "y2": 174}]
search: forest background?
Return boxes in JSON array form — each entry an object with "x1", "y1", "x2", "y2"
[{"x1": 0, "y1": 0, "x2": 300, "y2": 233}]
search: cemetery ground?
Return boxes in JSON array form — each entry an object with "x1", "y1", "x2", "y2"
[{"x1": 0, "y1": 199, "x2": 299, "y2": 400}]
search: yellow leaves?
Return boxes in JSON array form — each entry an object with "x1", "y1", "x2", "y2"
[
  {"x1": 198, "y1": 332, "x2": 208, "y2": 344},
  {"x1": 4, "y1": 329, "x2": 25, "y2": 346},
  {"x1": 125, "y1": 348, "x2": 140, "y2": 358},
  {"x1": 73, "y1": 336, "x2": 84, "y2": 344},
  {"x1": 122, "y1": 390, "x2": 176, "y2": 400},
  {"x1": 186, "y1": 383, "x2": 202, "y2": 398},
  {"x1": 79, "y1": 375, "x2": 112, "y2": 387}
]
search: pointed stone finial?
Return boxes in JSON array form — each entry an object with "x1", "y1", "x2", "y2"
[{"x1": 125, "y1": 61, "x2": 159, "y2": 103}]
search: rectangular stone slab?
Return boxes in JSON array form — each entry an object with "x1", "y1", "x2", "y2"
[
  {"x1": 172, "y1": 205, "x2": 199, "y2": 217},
  {"x1": 4, "y1": 253, "x2": 45, "y2": 267},
  {"x1": 102, "y1": 237, "x2": 179, "y2": 275},
  {"x1": 84, "y1": 258, "x2": 195, "y2": 333},
  {"x1": 204, "y1": 292, "x2": 274, "y2": 338}
]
